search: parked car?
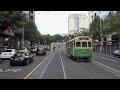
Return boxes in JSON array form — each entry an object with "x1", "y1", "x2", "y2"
[
  {"x1": 10, "y1": 50, "x2": 33, "y2": 66},
  {"x1": 30, "y1": 47, "x2": 37, "y2": 53},
  {"x1": 113, "y1": 50, "x2": 120, "y2": 58},
  {"x1": 0, "y1": 49, "x2": 17, "y2": 60},
  {"x1": 36, "y1": 47, "x2": 46, "y2": 56},
  {"x1": 46, "y1": 46, "x2": 50, "y2": 51}
]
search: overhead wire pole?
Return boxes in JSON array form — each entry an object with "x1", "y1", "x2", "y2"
[
  {"x1": 22, "y1": 26, "x2": 24, "y2": 49},
  {"x1": 100, "y1": 13, "x2": 103, "y2": 53}
]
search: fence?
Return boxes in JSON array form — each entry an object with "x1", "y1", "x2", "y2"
[{"x1": 93, "y1": 41, "x2": 120, "y2": 55}]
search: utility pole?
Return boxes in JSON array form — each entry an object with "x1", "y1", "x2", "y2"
[
  {"x1": 100, "y1": 17, "x2": 103, "y2": 53},
  {"x1": 22, "y1": 27, "x2": 24, "y2": 49}
]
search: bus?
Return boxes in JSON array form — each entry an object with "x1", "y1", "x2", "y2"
[{"x1": 66, "y1": 36, "x2": 93, "y2": 62}]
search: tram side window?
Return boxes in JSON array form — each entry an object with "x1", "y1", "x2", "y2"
[
  {"x1": 88, "y1": 42, "x2": 92, "y2": 47},
  {"x1": 76, "y1": 42, "x2": 81, "y2": 47},
  {"x1": 70, "y1": 43, "x2": 73, "y2": 48},
  {"x1": 82, "y1": 42, "x2": 87, "y2": 47}
]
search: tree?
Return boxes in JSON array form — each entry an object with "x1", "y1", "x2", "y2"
[
  {"x1": 89, "y1": 15, "x2": 101, "y2": 40},
  {"x1": 52, "y1": 34, "x2": 64, "y2": 42},
  {"x1": 0, "y1": 11, "x2": 28, "y2": 31},
  {"x1": 103, "y1": 11, "x2": 116, "y2": 35},
  {"x1": 78, "y1": 29, "x2": 92, "y2": 37},
  {"x1": 24, "y1": 21, "x2": 41, "y2": 45}
]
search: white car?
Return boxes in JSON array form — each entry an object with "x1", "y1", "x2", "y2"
[{"x1": 0, "y1": 49, "x2": 17, "y2": 60}]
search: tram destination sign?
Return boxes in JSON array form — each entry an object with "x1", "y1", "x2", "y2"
[{"x1": 79, "y1": 37, "x2": 89, "y2": 40}]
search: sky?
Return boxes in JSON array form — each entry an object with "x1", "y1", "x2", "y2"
[{"x1": 35, "y1": 11, "x2": 88, "y2": 36}]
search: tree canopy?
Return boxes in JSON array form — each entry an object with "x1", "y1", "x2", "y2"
[{"x1": 0, "y1": 11, "x2": 28, "y2": 31}]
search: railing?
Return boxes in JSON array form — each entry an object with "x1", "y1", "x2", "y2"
[{"x1": 93, "y1": 42, "x2": 120, "y2": 55}]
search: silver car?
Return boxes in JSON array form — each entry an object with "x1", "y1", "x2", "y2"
[{"x1": 113, "y1": 50, "x2": 120, "y2": 58}]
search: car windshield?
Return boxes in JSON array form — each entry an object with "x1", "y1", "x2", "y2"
[
  {"x1": 16, "y1": 52, "x2": 23, "y2": 57},
  {"x1": 4, "y1": 50, "x2": 12, "y2": 52}
]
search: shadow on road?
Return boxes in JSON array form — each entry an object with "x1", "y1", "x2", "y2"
[{"x1": 0, "y1": 60, "x2": 9, "y2": 64}]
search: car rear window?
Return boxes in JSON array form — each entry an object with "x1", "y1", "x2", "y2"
[
  {"x1": 4, "y1": 50, "x2": 12, "y2": 52},
  {"x1": 16, "y1": 52, "x2": 23, "y2": 57}
]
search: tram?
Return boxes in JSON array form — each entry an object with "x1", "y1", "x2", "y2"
[{"x1": 66, "y1": 36, "x2": 93, "y2": 61}]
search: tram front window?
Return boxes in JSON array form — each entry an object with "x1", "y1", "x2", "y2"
[
  {"x1": 88, "y1": 42, "x2": 92, "y2": 47},
  {"x1": 76, "y1": 42, "x2": 81, "y2": 47},
  {"x1": 82, "y1": 42, "x2": 87, "y2": 47}
]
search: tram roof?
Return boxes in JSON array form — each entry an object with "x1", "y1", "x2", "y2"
[{"x1": 67, "y1": 36, "x2": 92, "y2": 43}]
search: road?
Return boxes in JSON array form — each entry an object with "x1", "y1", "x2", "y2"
[{"x1": 0, "y1": 45, "x2": 120, "y2": 79}]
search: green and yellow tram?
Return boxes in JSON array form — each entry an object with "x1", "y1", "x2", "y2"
[{"x1": 66, "y1": 36, "x2": 93, "y2": 61}]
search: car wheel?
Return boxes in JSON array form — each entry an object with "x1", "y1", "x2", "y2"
[
  {"x1": 24, "y1": 60, "x2": 29, "y2": 66},
  {"x1": 113, "y1": 54, "x2": 116, "y2": 57},
  {"x1": 31, "y1": 57, "x2": 33, "y2": 62},
  {"x1": 10, "y1": 62, "x2": 14, "y2": 66}
]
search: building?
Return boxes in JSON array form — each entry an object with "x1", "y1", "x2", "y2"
[
  {"x1": 68, "y1": 13, "x2": 89, "y2": 35},
  {"x1": 23, "y1": 11, "x2": 35, "y2": 23}
]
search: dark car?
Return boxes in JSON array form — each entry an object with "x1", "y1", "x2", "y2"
[
  {"x1": 36, "y1": 47, "x2": 46, "y2": 56},
  {"x1": 10, "y1": 50, "x2": 33, "y2": 66},
  {"x1": 30, "y1": 47, "x2": 37, "y2": 53},
  {"x1": 113, "y1": 50, "x2": 120, "y2": 58}
]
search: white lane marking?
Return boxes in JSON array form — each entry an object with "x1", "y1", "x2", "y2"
[
  {"x1": 93, "y1": 60, "x2": 120, "y2": 74},
  {"x1": 93, "y1": 53, "x2": 116, "y2": 59},
  {"x1": 59, "y1": 49, "x2": 67, "y2": 79},
  {"x1": 63, "y1": 48, "x2": 70, "y2": 57},
  {"x1": 94, "y1": 56, "x2": 118, "y2": 62},
  {"x1": 0, "y1": 69, "x2": 21, "y2": 72},
  {"x1": 24, "y1": 52, "x2": 53, "y2": 79},
  {"x1": 100, "y1": 57, "x2": 118, "y2": 62},
  {"x1": 4, "y1": 69, "x2": 21, "y2": 72},
  {"x1": 39, "y1": 51, "x2": 56, "y2": 79}
]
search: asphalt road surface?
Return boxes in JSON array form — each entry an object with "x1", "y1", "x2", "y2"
[{"x1": 0, "y1": 45, "x2": 120, "y2": 79}]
